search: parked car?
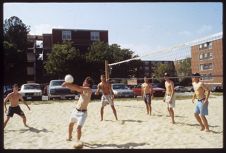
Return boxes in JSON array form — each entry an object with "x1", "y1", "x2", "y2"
[
  {"x1": 185, "y1": 86, "x2": 194, "y2": 92},
  {"x1": 132, "y1": 83, "x2": 166, "y2": 97},
  {"x1": 112, "y1": 83, "x2": 134, "y2": 98},
  {"x1": 19, "y1": 83, "x2": 42, "y2": 101},
  {"x1": 174, "y1": 86, "x2": 188, "y2": 92},
  {"x1": 3, "y1": 85, "x2": 13, "y2": 98},
  {"x1": 211, "y1": 85, "x2": 223, "y2": 92},
  {"x1": 47, "y1": 80, "x2": 76, "y2": 100},
  {"x1": 91, "y1": 85, "x2": 102, "y2": 99}
]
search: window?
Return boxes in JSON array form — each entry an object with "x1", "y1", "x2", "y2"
[
  {"x1": 209, "y1": 42, "x2": 212, "y2": 49},
  {"x1": 209, "y1": 52, "x2": 213, "y2": 58},
  {"x1": 202, "y1": 73, "x2": 213, "y2": 81},
  {"x1": 199, "y1": 41, "x2": 212, "y2": 50},
  {"x1": 27, "y1": 67, "x2": 34, "y2": 75},
  {"x1": 90, "y1": 31, "x2": 100, "y2": 41},
  {"x1": 62, "y1": 31, "x2": 71, "y2": 41},
  {"x1": 199, "y1": 54, "x2": 203, "y2": 60},
  {"x1": 145, "y1": 66, "x2": 149, "y2": 71},
  {"x1": 200, "y1": 63, "x2": 213, "y2": 71},
  {"x1": 27, "y1": 53, "x2": 35, "y2": 62},
  {"x1": 199, "y1": 52, "x2": 213, "y2": 60}
]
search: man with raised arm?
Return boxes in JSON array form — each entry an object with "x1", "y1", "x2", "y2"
[{"x1": 62, "y1": 77, "x2": 93, "y2": 144}]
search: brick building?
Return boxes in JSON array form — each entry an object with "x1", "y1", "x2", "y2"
[
  {"x1": 26, "y1": 28, "x2": 108, "y2": 83},
  {"x1": 43, "y1": 28, "x2": 108, "y2": 54},
  {"x1": 191, "y1": 38, "x2": 223, "y2": 86}
]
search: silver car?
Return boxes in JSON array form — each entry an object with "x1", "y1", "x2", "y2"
[{"x1": 112, "y1": 83, "x2": 134, "y2": 98}]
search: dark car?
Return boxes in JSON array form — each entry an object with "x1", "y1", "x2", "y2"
[
  {"x1": 211, "y1": 86, "x2": 223, "y2": 92},
  {"x1": 4, "y1": 89, "x2": 13, "y2": 98},
  {"x1": 174, "y1": 86, "x2": 188, "y2": 92},
  {"x1": 47, "y1": 80, "x2": 76, "y2": 100},
  {"x1": 91, "y1": 85, "x2": 102, "y2": 99}
]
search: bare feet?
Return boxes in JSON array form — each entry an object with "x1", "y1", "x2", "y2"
[
  {"x1": 24, "y1": 124, "x2": 29, "y2": 127},
  {"x1": 200, "y1": 126, "x2": 205, "y2": 131},
  {"x1": 66, "y1": 136, "x2": 72, "y2": 141},
  {"x1": 205, "y1": 129, "x2": 210, "y2": 132}
]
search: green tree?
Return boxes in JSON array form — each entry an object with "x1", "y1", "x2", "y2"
[
  {"x1": 3, "y1": 16, "x2": 30, "y2": 84},
  {"x1": 153, "y1": 63, "x2": 177, "y2": 83},
  {"x1": 86, "y1": 41, "x2": 139, "y2": 81},
  {"x1": 176, "y1": 58, "x2": 191, "y2": 76},
  {"x1": 4, "y1": 16, "x2": 30, "y2": 51},
  {"x1": 175, "y1": 58, "x2": 192, "y2": 86},
  {"x1": 44, "y1": 42, "x2": 83, "y2": 82}
]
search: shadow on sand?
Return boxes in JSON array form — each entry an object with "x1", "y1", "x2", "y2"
[
  {"x1": 83, "y1": 142, "x2": 149, "y2": 149},
  {"x1": 175, "y1": 122, "x2": 222, "y2": 134},
  {"x1": 5, "y1": 126, "x2": 52, "y2": 134}
]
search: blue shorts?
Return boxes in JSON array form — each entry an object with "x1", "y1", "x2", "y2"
[{"x1": 194, "y1": 100, "x2": 208, "y2": 116}]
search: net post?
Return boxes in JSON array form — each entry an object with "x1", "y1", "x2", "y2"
[{"x1": 105, "y1": 60, "x2": 109, "y2": 80}]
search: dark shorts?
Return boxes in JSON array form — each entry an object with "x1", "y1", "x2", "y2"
[
  {"x1": 144, "y1": 94, "x2": 152, "y2": 104},
  {"x1": 7, "y1": 105, "x2": 25, "y2": 117}
]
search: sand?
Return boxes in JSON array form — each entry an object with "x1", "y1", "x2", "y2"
[{"x1": 4, "y1": 95, "x2": 223, "y2": 149}]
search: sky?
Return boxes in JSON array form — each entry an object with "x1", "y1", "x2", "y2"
[{"x1": 3, "y1": 2, "x2": 223, "y2": 61}]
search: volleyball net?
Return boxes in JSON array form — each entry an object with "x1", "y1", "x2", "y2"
[{"x1": 107, "y1": 32, "x2": 223, "y2": 88}]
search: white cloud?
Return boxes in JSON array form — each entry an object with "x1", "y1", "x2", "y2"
[
  {"x1": 29, "y1": 24, "x2": 63, "y2": 35},
  {"x1": 196, "y1": 25, "x2": 213, "y2": 34}
]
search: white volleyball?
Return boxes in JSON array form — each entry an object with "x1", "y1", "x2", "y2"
[{"x1": 65, "y1": 74, "x2": 74, "y2": 83}]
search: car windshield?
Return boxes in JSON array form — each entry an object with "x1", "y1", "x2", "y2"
[
  {"x1": 51, "y1": 81, "x2": 64, "y2": 86},
  {"x1": 24, "y1": 84, "x2": 41, "y2": 90},
  {"x1": 113, "y1": 84, "x2": 128, "y2": 89}
]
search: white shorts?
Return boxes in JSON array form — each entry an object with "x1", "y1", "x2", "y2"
[
  {"x1": 165, "y1": 95, "x2": 176, "y2": 108},
  {"x1": 101, "y1": 95, "x2": 114, "y2": 107},
  {"x1": 69, "y1": 108, "x2": 87, "y2": 127}
]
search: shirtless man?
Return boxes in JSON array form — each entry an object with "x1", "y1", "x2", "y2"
[
  {"x1": 95, "y1": 74, "x2": 118, "y2": 121},
  {"x1": 141, "y1": 76, "x2": 153, "y2": 115},
  {"x1": 62, "y1": 77, "x2": 93, "y2": 143},
  {"x1": 4, "y1": 84, "x2": 30, "y2": 129},
  {"x1": 163, "y1": 73, "x2": 176, "y2": 124},
  {"x1": 192, "y1": 73, "x2": 210, "y2": 132}
]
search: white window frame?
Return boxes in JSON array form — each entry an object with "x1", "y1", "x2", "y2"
[
  {"x1": 62, "y1": 31, "x2": 71, "y2": 41},
  {"x1": 199, "y1": 54, "x2": 203, "y2": 60},
  {"x1": 90, "y1": 31, "x2": 100, "y2": 41}
]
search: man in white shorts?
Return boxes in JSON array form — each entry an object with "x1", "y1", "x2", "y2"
[
  {"x1": 163, "y1": 73, "x2": 176, "y2": 124},
  {"x1": 62, "y1": 77, "x2": 93, "y2": 143},
  {"x1": 95, "y1": 74, "x2": 118, "y2": 121}
]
